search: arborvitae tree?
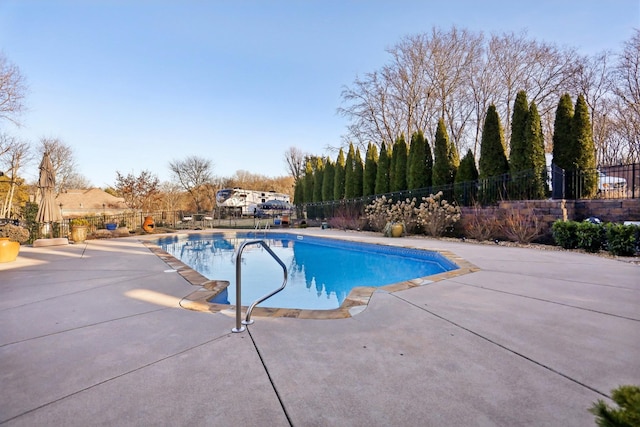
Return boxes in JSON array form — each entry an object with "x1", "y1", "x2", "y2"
[
  {"x1": 333, "y1": 148, "x2": 346, "y2": 200},
  {"x1": 303, "y1": 158, "x2": 314, "y2": 203},
  {"x1": 321, "y1": 158, "x2": 335, "y2": 202},
  {"x1": 363, "y1": 143, "x2": 378, "y2": 196},
  {"x1": 433, "y1": 118, "x2": 457, "y2": 186},
  {"x1": 375, "y1": 142, "x2": 390, "y2": 194},
  {"x1": 573, "y1": 94, "x2": 598, "y2": 198},
  {"x1": 552, "y1": 93, "x2": 575, "y2": 198},
  {"x1": 344, "y1": 143, "x2": 356, "y2": 199},
  {"x1": 425, "y1": 137, "x2": 433, "y2": 188},
  {"x1": 524, "y1": 101, "x2": 547, "y2": 199},
  {"x1": 354, "y1": 148, "x2": 364, "y2": 197},
  {"x1": 509, "y1": 90, "x2": 529, "y2": 174},
  {"x1": 552, "y1": 93, "x2": 575, "y2": 170},
  {"x1": 408, "y1": 130, "x2": 429, "y2": 190},
  {"x1": 312, "y1": 157, "x2": 324, "y2": 202},
  {"x1": 391, "y1": 134, "x2": 408, "y2": 191},
  {"x1": 448, "y1": 133, "x2": 460, "y2": 182},
  {"x1": 479, "y1": 105, "x2": 509, "y2": 203},
  {"x1": 454, "y1": 149, "x2": 479, "y2": 205},
  {"x1": 479, "y1": 105, "x2": 509, "y2": 178}
]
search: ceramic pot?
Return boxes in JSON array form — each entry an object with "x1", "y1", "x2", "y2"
[
  {"x1": 0, "y1": 237, "x2": 20, "y2": 263},
  {"x1": 70, "y1": 226, "x2": 88, "y2": 243},
  {"x1": 142, "y1": 216, "x2": 155, "y2": 233},
  {"x1": 391, "y1": 223, "x2": 404, "y2": 237}
]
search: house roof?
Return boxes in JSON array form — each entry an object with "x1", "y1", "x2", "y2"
[{"x1": 55, "y1": 188, "x2": 127, "y2": 210}]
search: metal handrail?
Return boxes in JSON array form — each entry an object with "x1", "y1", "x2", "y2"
[{"x1": 231, "y1": 239, "x2": 288, "y2": 333}]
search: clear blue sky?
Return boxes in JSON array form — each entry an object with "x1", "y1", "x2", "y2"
[{"x1": 1, "y1": 0, "x2": 638, "y2": 188}]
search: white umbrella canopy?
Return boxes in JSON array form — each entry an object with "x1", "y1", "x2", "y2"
[{"x1": 36, "y1": 152, "x2": 61, "y2": 229}]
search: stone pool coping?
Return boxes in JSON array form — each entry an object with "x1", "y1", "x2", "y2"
[{"x1": 141, "y1": 231, "x2": 479, "y2": 319}]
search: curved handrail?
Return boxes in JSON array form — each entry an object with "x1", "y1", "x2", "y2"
[{"x1": 231, "y1": 239, "x2": 288, "y2": 333}]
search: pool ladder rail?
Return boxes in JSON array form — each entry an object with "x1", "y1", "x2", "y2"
[
  {"x1": 232, "y1": 239, "x2": 288, "y2": 333},
  {"x1": 253, "y1": 220, "x2": 270, "y2": 237}
]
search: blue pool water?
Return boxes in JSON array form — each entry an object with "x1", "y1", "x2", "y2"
[{"x1": 155, "y1": 233, "x2": 458, "y2": 310}]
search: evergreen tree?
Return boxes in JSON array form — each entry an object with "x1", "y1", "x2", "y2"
[
  {"x1": 572, "y1": 94, "x2": 598, "y2": 198},
  {"x1": 354, "y1": 148, "x2": 364, "y2": 197},
  {"x1": 321, "y1": 158, "x2": 334, "y2": 202},
  {"x1": 454, "y1": 149, "x2": 479, "y2": 205},
  {"x1": 344, "y1": 143, "x2": 356, "y2": 199},
  {"x1": 433, "y1": 118, "x2": 457, "y2": 186},
  {"x1": 424, "y1": 137, "x2": 433, "y2": 188},
  {"x1": 509, "y1": 90, "x2": 529, "y2": 174},
  {"x1": 479, "y1": 105, "x2": 509, "y2": 178},
  {"x1": 312, "y1": 157, "x2": 324, "y2": 202},
  {"x1": 375, "y1": 142, "x2": 390, "y2": 194},
  {"x1": 552, "y1": 93, "x2": 575, "y2": 170},
  {"x1": 524, "y1": 101, "x2": 547, "y2": 199},
  {"x1": 303, "y1": 158, "x2": 314, "y2": 203},
  {"x1": 448, "y1": 132, "x2": 460, "y2": 182},
  {"x1": 408, "y1": 130, "x2": 429, "y2": 190},
  {"x1": 363, "y1": 143, "x2": 378, "y2": 196},
  {"x1": 333, "y1": 148, "x2": 346, "y2": 200},
  {"x1": 391, "y1": 134, "x2": 408, "y2": 191},
  {"x1": 479, "y1": 105, "x2": 509, "y2": 203},
  {"x1": 552, "y1": 93, "x2": 575, "y2": 198}
]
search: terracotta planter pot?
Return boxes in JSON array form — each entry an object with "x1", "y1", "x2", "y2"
[
  {"x1": 70, "y1": 226, "x2": 88, "y2": 243},
  {"x1": 0, "y1": 237, "x2": 20, "y2": 263}
]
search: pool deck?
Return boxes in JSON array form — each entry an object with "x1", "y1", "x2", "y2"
[{"x1": 1, "y1": 229, "x2": 639, "y2": 426}]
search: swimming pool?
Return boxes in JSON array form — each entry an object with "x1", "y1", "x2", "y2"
[{"x1": 155, "y1": 232, "x2": 459, "y2": 310}]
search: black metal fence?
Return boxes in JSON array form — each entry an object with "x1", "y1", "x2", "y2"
[{"x1": 301, "y1": 163, "x2": 639, "y2": 220}]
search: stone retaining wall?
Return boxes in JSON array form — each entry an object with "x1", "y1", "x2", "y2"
[{"x1": 461, "y1": 199, "x2": 640, "y2": 240}]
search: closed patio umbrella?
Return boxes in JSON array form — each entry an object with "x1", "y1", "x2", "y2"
[{"x1": 36, "y1": 152, "x2": 61, "y2": 237}]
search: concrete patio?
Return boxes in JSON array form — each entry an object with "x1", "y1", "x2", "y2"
[{"x1": 1, "y1": 229, "x2": 639, "y2": 426}]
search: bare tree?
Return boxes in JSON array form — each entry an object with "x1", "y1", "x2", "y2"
[
  {"x1": 0, "y1": 53, "x2": 27, "y2": 126},
  {"x1": 339, "y1": 26, "x2": 578, "y2": 157},
  {"x1": 114, "y1": 170, "x2": 160, "y2": 211},
  {"x1": 0, "y1": 134, "x2": 31, "y2": 217},
  {"x1": 64, "y1": 172, "x2": 92, "y2": 190},
  {"x1": 158, "y1": 181, "x2": 184, "y2": 213},
  {"x1": 38, "y1": 137, "x2": 79, "y2": 193},
  {"x1": 168, "y1": 155, "x2": 213, "y2": 212},
  {"x1": 571, "y1": 51, "x2": 615, "y2": 164},
  {"x1": 283, "y1": 146, "x2": 308, "y2": 181},
  {"x1": 611, "y1": 29, "x2": 640, "y2": 163}
]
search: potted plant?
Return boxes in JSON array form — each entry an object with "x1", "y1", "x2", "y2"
[
  {"x1": 0, "y1": 223, "x2": 29, "y2": 263},
  {"x1": 70, "y1": 218, "x2": 90, "y2": 243}
]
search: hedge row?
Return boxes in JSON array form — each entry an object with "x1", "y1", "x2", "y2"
[{"x1": 551, "y1": 220, "x2": 639, "y2": 256}]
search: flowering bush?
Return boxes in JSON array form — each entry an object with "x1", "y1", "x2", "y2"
[
  {"x1": 0, "y1": 223, "x2": 30, "y2": 243},
  {"x1": 364, "y1": 196, "x2": 394, "y2": 231},
  {"x1": 388, "y1": 198, "x2": 418, "y2": 234},
  {"x1": 415, "y1": 192, "x2": 461, "y2": 237}
]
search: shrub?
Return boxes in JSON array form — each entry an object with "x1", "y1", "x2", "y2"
[
  {"x1": 364, "y1": 196, "x2": 393, "y2": 232},
  {"x1": 71, "y1": 218, "x2": 90, "y2": 227},
  {"x1": 0, "y1": 224, "x2": 30, "y2": 243},
  {"x1": 552, "y1": 220, "x2": 579, "y2": 249},
  {"x1": 576, "y1": 221, "x2": 604, "y2": 253},
  {"x1": 461, "y1": 205, "x2": 501, "y2": 241},
  {"x1": 388, "y1": 198, "x2": 418, "y2": 234},
  {"x1": 415, "y1": 191, "x2": 461, "y2": 237},
  {"x1": 589, "y1": 384, "x2": 640, "y2": 427},
  {"x1": 605, "y1": 223, "x2": 638, "y2": 257},
  {"x1": 500, "y1": 207, "x2": 543, "y2": 244},
  {"x1": 328, "y1": 204, "x2": 366, "y2": 231}
]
